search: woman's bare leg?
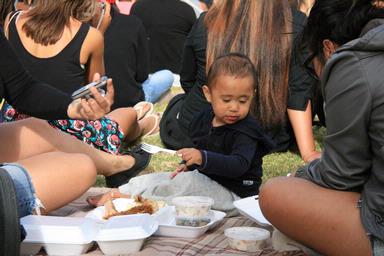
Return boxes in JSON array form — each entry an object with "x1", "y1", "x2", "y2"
[
  {"x1": 259, "y1": 177, "x2": 372, "y2": 256},
  {"x1": 0, "y1": 119, "x2": 135, "y2": 176},
  {"x1": 18, "y1": 152, "x2": 97, "y2": 213}
]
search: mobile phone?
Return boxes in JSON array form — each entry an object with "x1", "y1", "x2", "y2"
[{"x1": 71, "y1": 76, "x2": 108, "y2": 100}]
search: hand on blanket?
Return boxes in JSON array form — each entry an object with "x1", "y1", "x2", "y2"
[
  {"x1": 86, "y1": 188, "x2": 130, "y2": 207},
  {"x1": 170, "y1": 163, "x2": 188, "y2": 179}
]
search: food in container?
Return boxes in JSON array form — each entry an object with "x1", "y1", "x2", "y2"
[
  {"x1": 103, "y1": 195, "x2": 166, "y2": 219},
  {"x1": 171, "y1": 196, "x2": 214, "y2": 227},
  {"x1": 225, "y1": 227, "x2": 270, "y2": 252}
]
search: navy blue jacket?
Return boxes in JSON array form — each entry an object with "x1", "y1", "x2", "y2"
[{"x1": 188, "y1": 108, "x2": 274, "y2": 197}]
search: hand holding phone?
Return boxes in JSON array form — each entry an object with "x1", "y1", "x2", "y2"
[{"x1": 71, "y1": 76, "x2": 108, "y2": 100}]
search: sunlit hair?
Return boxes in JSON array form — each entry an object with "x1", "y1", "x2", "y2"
[
  {"x1": 0, "y1": 0, "x2": 13, "y2": 28},
  {"x1": 23, "y1": 0, "x2": 96, "y2": 45},
  {"x1": 205, "y1": 0, "x2": 292, "y2": 128},
  {"x1": 207, "y1": 53, "x2": 256, "y2": 91}
]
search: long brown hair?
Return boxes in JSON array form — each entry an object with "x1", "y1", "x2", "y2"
[
  {"x1": 205, "y1": 0, "x2": 292, "y2": 128},
  {"x1": 22, "y1": 0, "x2": 96, "y2": 46},
  {"x1": 0, "y1": 0, "x2": 13, "y2": 28}
]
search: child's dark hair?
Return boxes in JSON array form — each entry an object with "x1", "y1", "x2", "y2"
[
  {"x1": 206, "y1": 53, "x2": 257, "y2": 89},
  {"x1": 300, "y1": 0, "x2": 384, "y2": 62}
]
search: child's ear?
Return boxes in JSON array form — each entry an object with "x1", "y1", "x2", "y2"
[{"x1": 202, "y1": 85, "x2": 212, "y2": 103}]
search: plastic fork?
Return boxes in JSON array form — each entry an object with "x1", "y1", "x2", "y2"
[{"x1": 140, "y1": 143, "x2": 176, "y2": 155}]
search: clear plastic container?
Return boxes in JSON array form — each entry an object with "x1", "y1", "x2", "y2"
[
  {"x1": 172, "y1": 196, "x2": 214, "y2": 218},
  {"x1": 225, "y1": 227, "x2": 270, "y2": 252}
]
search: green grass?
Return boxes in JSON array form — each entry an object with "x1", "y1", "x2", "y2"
[{"x1": 95, "y1": 87, "x2": 326, "y2": 187}]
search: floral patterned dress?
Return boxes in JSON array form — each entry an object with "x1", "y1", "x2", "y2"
[{"x1": 3, "y1": 104, "x2": 124, "y2": 155}]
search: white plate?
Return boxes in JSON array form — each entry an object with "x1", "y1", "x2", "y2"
[
  {"x1": 85, "y1": 198, "x2": 170, "y2": 223},
  {"x1": 233, "y1": 196, "x2": 272, "y2": 227},
  {"x1": 154, "y1": 206, "x2": 226, "y2": 238}
]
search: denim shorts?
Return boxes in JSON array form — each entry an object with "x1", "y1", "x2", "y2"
[
  {"x1": 370, "y1": 236, "x2": 384, "y2": 256},
  {"x1": 1, "y1": 163, "x2": 42, "y2": 217}
]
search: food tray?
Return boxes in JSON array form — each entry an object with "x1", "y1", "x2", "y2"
[
  {"x1": 233, "y1": 196, "x2": 272, "y2": 227},
  {"x1": 155, "y1": 206, "x2": 226, "y2": 238}
]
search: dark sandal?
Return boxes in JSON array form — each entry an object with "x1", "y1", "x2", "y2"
[{"x1": 106, "y1": 145, "x2": 152, "y2": 188}]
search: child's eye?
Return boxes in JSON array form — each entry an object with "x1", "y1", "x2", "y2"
[{"x1": 222, "y1": 99, "x2": 231, "y2": 103}]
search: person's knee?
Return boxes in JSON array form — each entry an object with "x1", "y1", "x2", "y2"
[
  {"x1": 76, "y1": 154, "x2": 97, "y2": 185},
  {"x1": 259, "y1": 177, "x2": 288, "y2": 217}
]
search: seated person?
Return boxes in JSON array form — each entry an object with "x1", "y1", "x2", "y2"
[
  {"x1": 94, "y1": 0, "x2": 174, "y2": 106},
  {"x1": 130, "y1": 0, "x2": 196, "y2": 74},
  {"x1": 0, "y1": 29, "x2": 113, "y2": 255},
  {"x1": 3, "y1": 0, "x2": 159, "y2": 187},
  {"x1": 88, "y1": 54, "x2": 274, "y2": 213},
  {"x1": 259, "y1": 0, "x2": 384, "y2": 255}
]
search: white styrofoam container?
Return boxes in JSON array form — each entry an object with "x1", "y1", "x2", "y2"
[
  {"x1": 20, "y1": 214, "x2": 158, "y2": 255},
  {"x1": 233, "y1": 196, "x2": 272, "y2": 226},
  {"x1": 85, "y1": 197, "x2": 171, "y2": 223},
  {"x1": 21, "y1": 216, "x2": 97, "y2": 255},
  {"x1": 154, "y1": 206, "x2": 226, "y2": 238},
  {"x1": 96, "y1": 214, "x2": 158, "y2": 255}
]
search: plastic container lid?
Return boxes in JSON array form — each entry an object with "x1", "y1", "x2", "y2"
[
  {"x1": 172, "y1": 196, "x2": 214, "y2": 208},
  {"x1": 225, "y1": 227, "x2": 270, "y2": 241}
]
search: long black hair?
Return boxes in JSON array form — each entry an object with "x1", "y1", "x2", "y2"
[{"x1": 300, "y1": 0, "x2": 384, "y2": 61}]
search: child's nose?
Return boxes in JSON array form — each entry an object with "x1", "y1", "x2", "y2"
[{"x1": 229, "y1": 102, "x2": 239, "y2": 111}]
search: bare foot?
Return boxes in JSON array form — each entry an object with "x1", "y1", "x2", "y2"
[
  {"x1": 133, "y1": 102, "x2": 153, "y2": 120},
  {"x1": 139, "y1": 113, "x2": 161, "y2": 137},
  {"x1": 86, "y1": 189, "x2": 131, "y2": 207}
]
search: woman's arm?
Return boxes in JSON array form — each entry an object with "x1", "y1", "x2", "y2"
[
  {"x1": 82, "y1": 27, "x2": 105, "y2": 83},
  {"x1": 288, "y1": 102, "x2": 321, "y2": 162}
]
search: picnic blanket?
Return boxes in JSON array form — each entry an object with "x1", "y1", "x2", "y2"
[{"x1": 41, "y1": 187, "x2": 307, "y2": 256}]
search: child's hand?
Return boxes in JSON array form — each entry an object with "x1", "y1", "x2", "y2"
[
  {"x1": 169, "y1": 163, "x2": 188, "y2": 179},
  {"x1": 177, "y1": 148, "x2": 202, "y2": 166}
]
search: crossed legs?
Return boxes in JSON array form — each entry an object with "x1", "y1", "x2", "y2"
[
  {"x1": 259, "y1": 177, "x2": 372, "y2": 256},
  {"x1": 0, "y1": 118, "x2": 136, "y2": 177}
]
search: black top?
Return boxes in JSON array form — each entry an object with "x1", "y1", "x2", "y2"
[
  {"x1": 0, "y1": 31, "x2": 70, "y2": 119},
  {"x1": 287, "y1": 10, "x2": 317, "y2": 110},
  {"x1": 188, "y1": 107, "x2": 274, "y2": 198},
  {"x1": 8, "y1": 17, "x2": 89, "y2": 95},
  {"x1": 131, "y1": 0, "x2": 196, "y2": 73},
  {"x1": 104, "y1": 11, "x2": 148, "y2": 109},
  {"x1": 179, "y1": 10, "x2": 315, "y2": 152}
]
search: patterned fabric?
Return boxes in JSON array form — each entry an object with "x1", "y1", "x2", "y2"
[{"x1": 3, "y1": 104, "x2": 124, "y2": 155}]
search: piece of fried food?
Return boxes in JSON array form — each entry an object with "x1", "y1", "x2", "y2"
[{"x1": 102, "y1": 195, "x2": 165, "y2": 220}]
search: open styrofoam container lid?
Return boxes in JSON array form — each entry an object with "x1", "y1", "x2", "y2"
[
  {"x1": 20, "y1": 216, "x2": 98, "y2": 244},
  {"x1": 95, "y1": 214, "x2": 158, "y2": 242}
]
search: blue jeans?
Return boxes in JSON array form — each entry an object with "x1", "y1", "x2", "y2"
[
  {"x1": 142, "y1": 70, "x2": 174, "y2": 103},
  {"x1": 371, "y1": 236, "x2": 384, "y2": 256},
  {"x1": 1, "y1": 163, "x2": 39, "y2": 218}
]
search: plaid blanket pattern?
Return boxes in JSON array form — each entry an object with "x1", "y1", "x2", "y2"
[{"x1": 44, "y1": 188, "x2": 306, "y2": 256}]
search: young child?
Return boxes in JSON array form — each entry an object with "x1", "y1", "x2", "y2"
[
  {"x1": 172, "y1": 53, "x2": 274, "y2": 197},
  {"x1": 87, "y1": 53, "x2": 274, "y2": 212}
]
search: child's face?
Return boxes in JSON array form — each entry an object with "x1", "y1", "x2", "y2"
[{"x1": 203, "y1": 74, "x2": 254, "y2": 126}]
